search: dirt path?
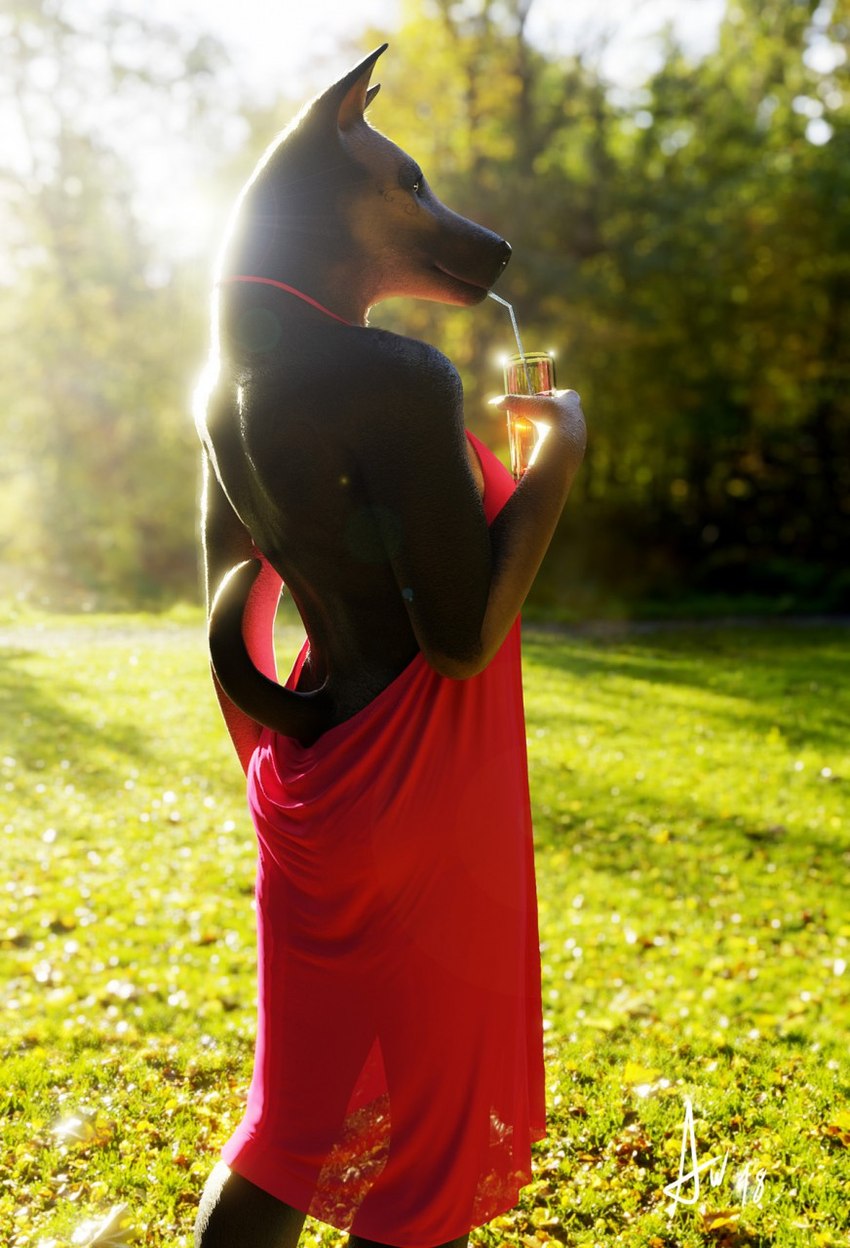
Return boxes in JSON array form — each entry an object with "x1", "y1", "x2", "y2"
[
  {"x1": 1, "y1": 614, "x2": 847, "y2": 652},
  {"x1": 0, "y1": 622, "x2": 206, "y2": 650}
]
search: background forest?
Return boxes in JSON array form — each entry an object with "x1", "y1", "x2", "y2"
[{"x1": 2, "y1": 0, "x2": 848, "y2": 619}]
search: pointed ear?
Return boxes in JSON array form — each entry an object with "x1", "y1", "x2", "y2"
[{"x1": 335, "y1": 43, "x2": 388, "y2": 131}]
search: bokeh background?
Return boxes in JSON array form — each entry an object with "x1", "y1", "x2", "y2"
[{"x1": 2, "y1": 0, "x2": 848, "y2": 619}]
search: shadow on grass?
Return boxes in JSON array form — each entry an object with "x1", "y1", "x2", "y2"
[
  {"x1": 534, "y1": 791, "x2": 846, "y2": 883},
  {"x1": 0, "y1": 648, "x2": 152, "y2": 786},
  {"x1": 522, "y1": 623, "x2": 850, "y2": 755}
]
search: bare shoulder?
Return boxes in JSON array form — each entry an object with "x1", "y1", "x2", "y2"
[
  {"x1": 206, "y1": 324, "x2": 468, "y2": 507},
  {"x1": 222, "y1": 324, "x2": 462, "y2": 443},
  {"x1": 330, "y1": 328, "x2": 467, "y2": 488},
  {"x1": 342, "y1": 327, "x2": 463, "y2": 416}
]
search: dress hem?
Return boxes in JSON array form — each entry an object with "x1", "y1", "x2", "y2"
[{"x1": 222, "y1": 1120, "x2": 548, "y2": 1247}]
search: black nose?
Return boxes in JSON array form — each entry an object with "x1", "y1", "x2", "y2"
[{"x1": 498, "y1": 240, "x2": 512, "y2": 270}]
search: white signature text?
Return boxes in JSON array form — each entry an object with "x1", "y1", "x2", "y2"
[{"x1": 664, "y1": 1096, "x2": 766, "y2": 1210}]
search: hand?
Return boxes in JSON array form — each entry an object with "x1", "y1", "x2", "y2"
[
  {"x1": 490, "y1": 388, "x2": 587, "y2": 465},
  {"x1": 208, "y1": 557, "x2": 332, "y2": 745}
]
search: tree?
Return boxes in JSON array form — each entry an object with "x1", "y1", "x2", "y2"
[
  {"x1": 0, "y1": 1, "x2": 231, "y2": 602},
  {"x1": 3, "y1": 0, "x2": 847, "y2": 612}
]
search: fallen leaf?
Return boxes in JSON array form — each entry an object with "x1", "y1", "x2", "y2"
[
  {"x1": 623, "y1": 1061, "x2": 662, "y2": 1084},
  {"x1": 701, "y1": 1207, "x2": 741, "y2": 1233},
  {"x1": 531, "y1": 1206, "x2": 559, "y2": 1227},
  {"x1": 821, "y1": 1120, "x2": 850, "y2": 1147},
  {"x1": 51, "y1": 1111, "x2": 114, "y2": 1149},
  {"x1": 71, "y1": 1203, "x2": 136, "y2": 1246}
]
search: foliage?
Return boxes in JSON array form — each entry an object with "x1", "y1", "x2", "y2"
[
  {"x1": 0, "y1": 2, "x2": 229, "y2": 604},
  {"x1": 365, "y1": 0, "x2": 850, "y2": 611},
  {"x1": 2, "y1": 0, "x2": 849, "y2": 612},
  {"x1": 1, "y1": 615, "x2": 848, "y2": 1245}
]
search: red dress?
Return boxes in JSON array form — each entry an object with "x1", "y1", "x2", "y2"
[{"x1": 220, "y1": 430, "x2": 547, "y2": 1246}]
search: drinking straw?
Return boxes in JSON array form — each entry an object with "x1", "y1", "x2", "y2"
[{"x1": 487, "y1": 291, "x2": 532, "y2": 392}]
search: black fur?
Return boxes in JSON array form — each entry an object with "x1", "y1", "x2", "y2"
[{"x1": 198, "y1": 45, "x2": 512, "y2": 746}]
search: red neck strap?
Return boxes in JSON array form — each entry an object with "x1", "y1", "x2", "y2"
[{"x1": 218, "y1": 275, "x2": 352, "y2": 326}]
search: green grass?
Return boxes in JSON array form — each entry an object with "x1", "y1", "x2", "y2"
[{"x1": 1, "y1": 612, "x2": 849, "y2": 1247}]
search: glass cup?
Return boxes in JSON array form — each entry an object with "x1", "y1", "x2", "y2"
[{"x1": 502, "y1": 352, "x2": 557, "y2": 481}]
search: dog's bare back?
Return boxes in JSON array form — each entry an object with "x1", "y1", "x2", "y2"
[
  {"x1": 197, "y1": 46, "x2": 586, "y2": 761},
  {"x1": 204, "y1": 316, "x2": 487, "y2": 710},
  {"x1": 197, "y1": 45, "x2": 513, "y2": 750}
]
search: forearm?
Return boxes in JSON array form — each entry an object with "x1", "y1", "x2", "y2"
[
  {"x1": 239, "y1": 554, "x2": 282, "y2": 681},
  {"x1": 478, "y1": 425, "x2": 584, "y2": 668},
  {"x1": 206, "y1": 556, "x2": 283, "y2": 769},
  {"x1": 208, "y1": 560, "x2": 280, "y2": 718},
  {"x1": 208, "y1": 560, "x2": 331, "y2": 747}
]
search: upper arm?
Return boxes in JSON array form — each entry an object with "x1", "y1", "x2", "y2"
[
  {"x1": 350, "y1": 339, "x2": 492, "y2": 677},
  {"x1": 200, "y1": 451, "x2": 284, "y2": 771},
  {"x1": 200, "y1": 452, "x2": 254, "y2": 614}
]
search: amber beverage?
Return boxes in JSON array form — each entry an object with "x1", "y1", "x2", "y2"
[{"x1": 502, "y1": 352, "x2": 557, "y2": 481}]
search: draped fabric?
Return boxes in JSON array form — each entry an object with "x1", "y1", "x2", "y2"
[{"x1": 221, "y1": 431, "x2": 547, "y2": 1245}]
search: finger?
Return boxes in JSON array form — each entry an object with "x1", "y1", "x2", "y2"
[
  {"x1": 488, "y1": 393, "x2": 547, "y2": 409},
  {"x1": 488, "y1": 390, "x2": 579, "y2": 410}
]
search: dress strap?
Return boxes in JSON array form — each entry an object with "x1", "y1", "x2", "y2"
[{"x1": 218, "y1": 275, "x2": 352, "y2": 326}]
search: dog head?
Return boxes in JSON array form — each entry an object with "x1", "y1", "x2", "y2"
[{"x1": 220, "y1": 44, "x2": 511, "y2": 307}]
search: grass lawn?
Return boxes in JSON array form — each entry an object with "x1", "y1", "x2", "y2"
[{"x1": 1, "y1": 610, "x2": 848, "y2": 1247}]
